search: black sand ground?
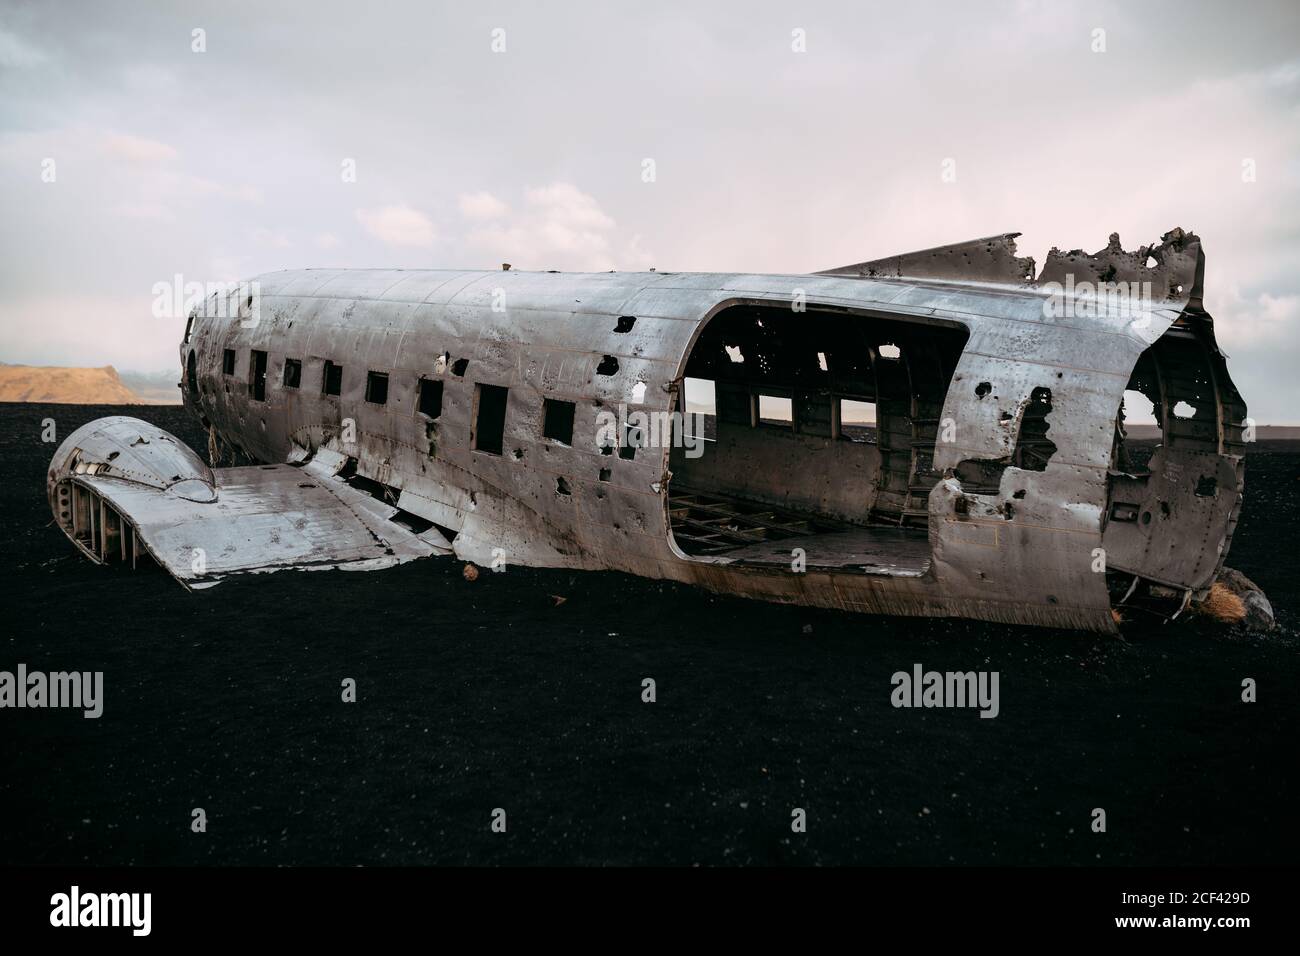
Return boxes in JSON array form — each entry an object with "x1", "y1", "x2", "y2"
[{"x1": 1, "y1": 403, "x2": 1296, "y2": 865}]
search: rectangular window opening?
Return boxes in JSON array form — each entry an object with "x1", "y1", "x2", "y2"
[
  {"x1": 249, "y1": 349, "x2": 267, "y2": 401},
  {"x1": 322, "y1": 360, "x2": 342, "y2": 396},
  {"x1": 473, "y1": 383, "x2": 509, "y2": 455},
  {"x1": 222, "y1": 348, "x2": 236, "y2": 375},
  {"x1": 683, "y1": 377, "x2": 716, "y2": 416},
  {"x1": 757, "y1": 393, "x2": 793, "y2": 428},
  {"x1": 682, "y1": 377, "x2": 716, "y2": 445},
  {"x1": 366, "y1": 370, "x2": 389, "y2": 405},
  {"x1": 283, "y1": 358, "x2": 302, "y2": 389},
  {"x1": 618, "y1": 423, "x2": 640, "y2": 460},
  {"x1": 418, "y1": 378, "x2": 443, "y2": 418},
  {"x1": 542, "y1": 398, "x2": 575, "y2": 445},
  {"x1": 837, "y1": 398, "x2": 877, "y2": 442}
]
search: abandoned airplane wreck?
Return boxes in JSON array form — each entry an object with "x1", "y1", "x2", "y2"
[{"x1": 47, "y1": 227, "x2": 1248, "y2": 633}]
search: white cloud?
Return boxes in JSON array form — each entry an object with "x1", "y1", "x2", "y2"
[
  {"x1": 1265, "y1": 60, "x2": 1300, "y2": 88},
  {"x1": 458, "y1": 191, "x2": 509, "y2": 220},
  {"x1": 356, "y1": 204, "x2": 436, "y2": 248},
  {"x1": 173, "y1": 172, "x2": 260, "y2": 202},
  {"x1": 250, "y1": 226, "x2": 291, "y2": 249},
  {"x1": 101, "y1": 132, "x2": 179, "y2": 163},
  {"x1": 121, "y1": 64, "x2": 178, "y2": 93},
  {"x1": 524, "y1": 182, "x2": 615, "y2": 231},
  {"x1": 209, "y1": 257, "x2": 250, "y2": 283},
  {"x1": 109, "y1": 202, "x2": 175, "y2": 222},
  {"x1": 0, "y1": 27, "x2": 47, "y2": 68},
  {"x1": 314, "y1": 232, "x2": 341, "y2": 249},
  {"x1": 1210, "y1": 286, "x2": 1300, "y2": 349},
  {"x1": 463, "y1": 183, "x2": 650, "y2": 271}
]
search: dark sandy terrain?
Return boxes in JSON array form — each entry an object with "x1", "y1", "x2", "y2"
[{"x1": 1, "y1": 403, "x2": 1296, "y2": 865}]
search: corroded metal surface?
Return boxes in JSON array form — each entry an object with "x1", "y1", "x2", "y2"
[
  {"x1": 817, "y1": 232, "x2": 1038, "y2": 284},
  {"x1": 47, "y1": 228, "x2": 1247, "y2": 632},
  {"x1": 47, "y1": 418, "x2": 450, "y2": 587}
]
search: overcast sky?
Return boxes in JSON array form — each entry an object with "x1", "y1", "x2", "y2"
[{"x1": 1, "y1": 0, "x2": 1297, "y2": 420}]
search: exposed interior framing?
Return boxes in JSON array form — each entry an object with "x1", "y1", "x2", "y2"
[
  {"x1": 668, "y1": 302, "x2": 969, "y2": 574},
  {"x1": 1104, "y1": 316, "x2": 1247, "y2": 619},
  {"x1": 53, "y1": 479, "x2": 150, "y2": 570}
]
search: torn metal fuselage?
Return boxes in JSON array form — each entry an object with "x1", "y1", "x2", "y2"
[{"x1": 47, "y1": 227, "x2": 1247, "y2": 632}]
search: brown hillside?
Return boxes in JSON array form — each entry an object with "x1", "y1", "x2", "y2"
[{"x1": 0, "y1": 365, "x2": 145, "y2": 404}]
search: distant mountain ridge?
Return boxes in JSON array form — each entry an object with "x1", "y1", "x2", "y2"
[{"x1": 0, "y1": 364, "x2": 165, "y2": 404}]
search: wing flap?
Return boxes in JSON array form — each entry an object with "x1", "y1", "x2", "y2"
[{"x1": 67, "y1": 460, "x2": 451, "y2": 588}]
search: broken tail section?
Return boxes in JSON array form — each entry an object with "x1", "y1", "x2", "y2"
[{"x1": 817, "y1": 227, "x2": 1204, "y2": 310}]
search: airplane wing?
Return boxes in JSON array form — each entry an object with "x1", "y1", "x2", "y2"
[{"x1": 47, "y1": 417, "x2": 452, "y2": 589}]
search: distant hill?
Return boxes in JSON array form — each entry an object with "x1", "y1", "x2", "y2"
[{"x1": 0, "y1": 364, "x2": 153, "y2": 404}]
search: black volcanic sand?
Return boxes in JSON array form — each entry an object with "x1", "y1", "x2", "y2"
[{"x1": 0, "y1": 403, "x2": 1296, "y2": 866}]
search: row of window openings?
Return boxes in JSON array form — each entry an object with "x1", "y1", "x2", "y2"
[
  {"x1": 475, "y1": 388, "x2": 636, "y2": 476},
  {"x1": 754, "y1": 395, "x2": 877, "y2": 441},
  {"x1": 226, "y1": 349, "x2": 443, "y2": 417},
  {"x1": 224, "y1": 349, "x2": 591, "y2": 459},
  {"x1": 476, "y1": 386, "x2": 586, "y2": 456},
  {"x1": 470, "y1": 390, "x2": 631, "y2": 470},
  {"x1": 687, "y1": 377, "x2": 877, "y2": 441},
  {"x1": 481, "y1": 387, "x2": 644, "y2": 471},
  {"x1": 229, "y1": 346, "x2": 612, "y2": 407}
]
